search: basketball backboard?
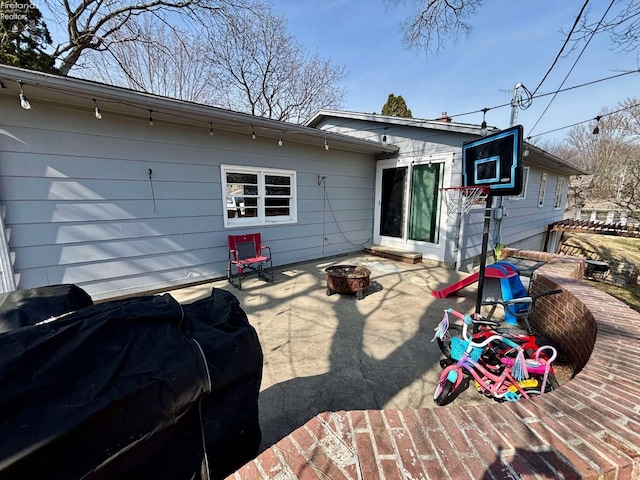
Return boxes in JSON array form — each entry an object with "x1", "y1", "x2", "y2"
[{"x1": 462, "y1": 125, "x2": 523, "y2": 196}]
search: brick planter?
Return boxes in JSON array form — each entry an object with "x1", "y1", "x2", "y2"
[{"x1": 229, "y1": 250, "x2": 640, "y2": 479}]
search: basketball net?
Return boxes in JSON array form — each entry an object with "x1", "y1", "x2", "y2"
[{"x1": 440, "y1": 186, "x2": 488, "y2": 215}]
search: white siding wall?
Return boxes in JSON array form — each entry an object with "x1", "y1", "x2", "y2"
[{"x1": 0, "y1": 99, "x2": 377, "y2": 299}]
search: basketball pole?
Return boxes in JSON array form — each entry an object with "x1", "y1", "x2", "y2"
[{"x1": 475, "y1": 193, "x2": 493, "y2": 318}]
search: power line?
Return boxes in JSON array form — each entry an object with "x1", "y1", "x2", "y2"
[
  {"x1": 528, "y1": 0, "x2": 617, "y2": 135},
  {"x1": 531, "y1": 0, "x2": 591, "y2": 96}
]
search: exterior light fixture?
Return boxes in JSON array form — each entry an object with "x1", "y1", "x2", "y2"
[{"x1": 148, "y1": 110, "x2": 154, "y2": 126}]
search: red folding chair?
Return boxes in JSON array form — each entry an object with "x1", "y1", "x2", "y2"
[{"x1": 227, "y1": 233, "x2": 274, "y2": 289}]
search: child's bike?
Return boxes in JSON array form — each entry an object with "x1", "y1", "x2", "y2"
[
  {"x1": 433, "y1": 313, "x2": 558, "y2": 406},
  {"x1": 434, "y1": 289, "x2": 562, "y2": 361}
]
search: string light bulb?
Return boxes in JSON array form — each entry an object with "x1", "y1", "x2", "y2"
[
  {"x1": 209, "y1": 122, "x2": 214, "y2": 136},
  {"x1": 382, "y1": 127, "x2": 388, "y2": 143},
  {"x1": 18, "y1": 80, "x2": 31, "y2": 110},
  {"x1": 592, "y1": 116, "x2": 601, "y2": 135},
  {"x1": 92, "y1": 98, "x2": 102, "y2": 119},
  {"x1": 324, "y1": 135, "x2": 329, "y2": 151},
  {"x1": 148, "y1": 110, "x2": 154, "y2": 126},
  {"x1": 523, "y1": 136, "x2": 531, "y2": 157},
  {"x1": 480, "y1": 108, "x2": 489, "y2": 136},
  {"x1": 251, "y1": 126, "x2": 256, "y2": 140},
  {"x1": 278, "y1": 136, "x2": 283, "y2": 147}
]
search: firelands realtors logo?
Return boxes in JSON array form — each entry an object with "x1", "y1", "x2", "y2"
[{"x1": 1, "y1": 1, "x2": 39, "y2": 33}]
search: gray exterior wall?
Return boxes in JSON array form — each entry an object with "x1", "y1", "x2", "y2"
[
  {"x1": 312, "y1": 117, "x2": 476, "y2": 265},
  {"x1": 0, "y1": 98, "x2": 377, "y2": 299},
  {"x1": 312, "y1": 115, "x2": 571, "y2": 271},
  {"x1": 456, "y1": 164, "x2": 569, "y2": 271}
]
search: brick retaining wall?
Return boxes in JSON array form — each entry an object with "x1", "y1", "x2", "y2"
[{"x1": 229, "y1": 250, "x2": 640, "y2": 479}]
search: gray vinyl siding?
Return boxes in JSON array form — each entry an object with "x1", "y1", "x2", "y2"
[
  {"x1": 500, "y1": 165, "x2": 567, "y2": 248},
  {"x1": 456, "y1": 164, "x2": 569, "y2": 270},
  {"x1": 312, "y1": 117, "x2": 475, "y2": 264},
  {"x1": 0, "y1": 99, "x2": 377, "y2": 299}
]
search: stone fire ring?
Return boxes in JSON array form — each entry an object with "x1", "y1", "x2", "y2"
[{"x1": 324, "y1": 265, "x2": 371, "y2": 300}]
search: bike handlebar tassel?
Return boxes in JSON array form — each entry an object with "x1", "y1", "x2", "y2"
[
  {"x1": 512, "y1": 348, "x2": 529, "y2": 381},
  {"x1": 431, "y1": 311, "x2": 450, "y2": 342}
]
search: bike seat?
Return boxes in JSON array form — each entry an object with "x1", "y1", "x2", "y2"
[{"x1": 473, "y1": 318, "x2": 501, "y2": 328}]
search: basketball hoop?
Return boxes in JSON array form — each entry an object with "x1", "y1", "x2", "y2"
[{"x1": 440, "y1": 186, "x2": 489, "y2": 215}]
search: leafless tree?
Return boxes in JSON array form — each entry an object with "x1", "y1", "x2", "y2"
[
  {"x1": 385, "y1": 0, "x2": 482, "y2": 53},
  {"x1": 42, "y1": 0, "x2": 256, "y2": 75},
  {"x1": 78, "y1": 6, "x2": 345, "y2": 123},
  {"x1": 555, "y1": 98, "x2": 640, "y2": 215},
  {"x1": 206, "y1": 6, "x2": 345, "y2": 123},
  {"x1": 80, "y1": 19, "x2": 215, "y2": 102}
]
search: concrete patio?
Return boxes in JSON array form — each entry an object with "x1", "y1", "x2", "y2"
[{"x1": 169, "y1": 252, "x2": 493, "y2": 451}]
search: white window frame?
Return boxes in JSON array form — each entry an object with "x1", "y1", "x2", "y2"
[
  {"x1": 221, "y1": 164, "x2": 297, "y2": 228},
  {"x1": 554, "y1": 177, "x2": 566, "y2": 210},
  {"x1": 510, "y1": 167, "x2": 530, "y2": 200},
  {"x1": 538, "y1": 172, "x2": 547, "y2": 208}
]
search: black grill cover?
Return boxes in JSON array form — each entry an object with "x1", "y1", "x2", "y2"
[
  {"x1": 0, "y1": 284, "x2": 93, "y2": 334},
  {"x1": 0, "y1": 287, "x2": 262, "y2": 480}
]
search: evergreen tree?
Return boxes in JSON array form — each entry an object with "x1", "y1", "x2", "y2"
[
  {"x1": 381, "y1": 94, "x2": 413, "y2": 118},
  {"x1": 0, "y1": 3, "x2": 58, "y2": 73}
]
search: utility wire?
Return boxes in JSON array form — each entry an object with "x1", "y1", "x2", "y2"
[
  {"x1": 531, "y1": 0, "x2": 591, "y2": 96},
  {"x1": 529, "y1": 0, "x2": 617, "y2": 135},
  {"x1": 528, "y1": 101, "x2": 640, "y2": 139},
  {"x1": 347, "y1": 69, "x2": 639, "y2": 143}
]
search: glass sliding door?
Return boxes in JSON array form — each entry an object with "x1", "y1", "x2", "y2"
[
  {"x1": 380, "y1": 167, "x2": 407, "y2": 238},
  {"x1": 409, "y1": 163, "x2": 442, "y2": 243}
]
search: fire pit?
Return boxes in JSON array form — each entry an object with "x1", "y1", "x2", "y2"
[{"x1": 325, "y1": 265, "x2": 371, "y2": 300}]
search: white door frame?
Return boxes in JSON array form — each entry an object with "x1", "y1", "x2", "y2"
[
  {"x1": 0, "y1": 202, "x2": 16, "y2": 293},
  {"x1": 374, "y1": 158, "x2": 405, "y2": 245}
]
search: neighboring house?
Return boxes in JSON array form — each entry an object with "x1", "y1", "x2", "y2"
[
  {"x1": 0, "y1": 65, "x2": 585, "y2": 299},
  {"x1": 305, "y1": 110, "x2": 586, "y2": 271},
  {"x1": 0, "y1": 65, "x2": 397, "y2": 299}
]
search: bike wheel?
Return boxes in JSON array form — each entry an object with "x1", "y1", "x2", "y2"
[
  {"x1": 434, "y1": 373, "x2": 469, "y2": 406},
  {"x1": 544, "y1": 373, "x2": 560, "y2": 392},
  {"x1": 436, "y1": 323, "x2": 463, "y2": 358},
  {"x1": 434, "y1": 378, "x2": 455, "y2": 406}
]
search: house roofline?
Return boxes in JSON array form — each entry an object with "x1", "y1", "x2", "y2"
[
  {"x1": 304, "y1": 108, "x2": 492, "y2": 136},
  {"x1": 306, "y1": 108, "x2": 587, "y2": 176},
  {"x1": 0, "y1": 65, "x2": 399, "y2": 156},
  {"x1": 525, "y1": 143, "x2": 588, "y2": 176}
]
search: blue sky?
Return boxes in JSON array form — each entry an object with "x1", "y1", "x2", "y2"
[{"x1": 271, "y1": 0, "x2": 639, "y2": 143}]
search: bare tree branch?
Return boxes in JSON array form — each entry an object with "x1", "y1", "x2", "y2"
[
  {"x1": 43, "y1": 0, "x2": 256, "y2": 74},
  {"x1": 385, "y1": 0, "x2": 482, "y2": 53},
  {"x1": 205, "y1": 5, "x2": 345, "y2": 123}
]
